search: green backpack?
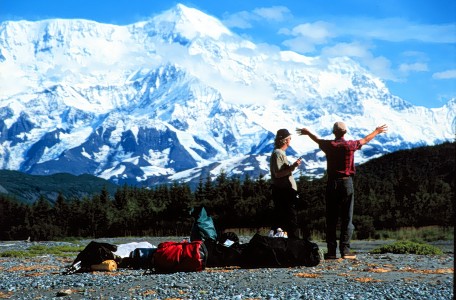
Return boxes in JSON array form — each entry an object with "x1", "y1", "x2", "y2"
[{"x1": 190, "y1": 206, "x2": 217, "y2": 242}]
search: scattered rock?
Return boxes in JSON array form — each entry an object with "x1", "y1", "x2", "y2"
[{"x1": 56, "y1": 289, "x2": 73, "y2": 296}]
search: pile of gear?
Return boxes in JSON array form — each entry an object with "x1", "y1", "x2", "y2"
[{"x1": 63, "y1": 207, "x2": 321, "y2": 275}]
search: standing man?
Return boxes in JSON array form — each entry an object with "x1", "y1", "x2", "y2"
[
  {"x1": 296, "y1": 122, "x2": 387, "y2": 259},
  {"x1": 270, "y1": 129, "x2": 302, "y2": 239}
]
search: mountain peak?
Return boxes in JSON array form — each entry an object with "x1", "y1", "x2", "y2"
[{"x1": 154, "y1": 3, "x2": 232, "y2": 40}]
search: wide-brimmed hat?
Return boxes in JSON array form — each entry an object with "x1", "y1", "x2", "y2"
[
  {"x1": 333, "y1": 122, "x2": 347, "y2": 133},
  {"x1": 276, "y1": 129, "x2": 291, "y2": 140}
]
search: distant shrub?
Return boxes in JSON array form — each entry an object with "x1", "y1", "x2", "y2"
[
  {"x1": 28, "y1": 244, "x2": 83, "y2": 256},
  {"x1": 0, "y1": 250, "x2": 29, "y2": 258},
  {"x1": 0, "y1": 244, "x2": 83, "y2": 258},
  {"x1": 370, "y1": 241, "x2": 443, "y2": 255},
  {"x1": 375, "y1": 226, "x2": 453, "y2": 242}
]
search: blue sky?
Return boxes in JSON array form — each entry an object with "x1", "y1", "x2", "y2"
[{"x1": 1, "y1": 0, "x2": 455, "y2": 108}]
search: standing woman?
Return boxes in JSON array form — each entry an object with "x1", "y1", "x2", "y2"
[{"x1": 270, "y1": 129, "x2": 302, "y2": 239}]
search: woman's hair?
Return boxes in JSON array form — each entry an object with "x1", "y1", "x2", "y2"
[
  {"x1": 274, "y1": 137, "x2": 288, "y2": 149},
  {"x1": 274, "y1": 129, "x2": 291, "y2": 149}
]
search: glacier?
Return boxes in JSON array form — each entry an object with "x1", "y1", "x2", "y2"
[{"x1": 0, "y1": 3, "x2": 454, "y2": 187}]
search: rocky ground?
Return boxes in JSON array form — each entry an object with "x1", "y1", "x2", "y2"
[{"x1": 0, "y1": 238, "x2": 453, "y2": 299}]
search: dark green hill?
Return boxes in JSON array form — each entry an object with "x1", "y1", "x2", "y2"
[
  {"x1": 0, "y1": 171, "x2": 118, "y2": 204},
  {"x1": 353, "y1": 141, "x2": 455, "y2": 228},
  {"x1": 357, "y1": 141, "x2": 454, "y2": 182}
]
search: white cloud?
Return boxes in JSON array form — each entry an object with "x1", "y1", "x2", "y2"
[
  {"x1": 281, "y1": 21, "x2": 333, "y2": 43},
  {"x1": 433, "y1": 69, "x2": 456, "y2": 79},
  {"x1": 320, "y1": 42, "x2": 396, "y2": 81},
  {"x1": 330, "y1": 17, "x2": 456, "y2": 43},
  {"x1": 289, "y1": 21, "x2": 333, "y2": 41},
  {"x1": 281, "y1": 36, "x2": 318, "y2": 53},
  {"x1": 223, "y1": 6, "x2": 291, "y2": 29},
  {"x1": 222, "y1": 11, "x2": 253, "y2": 29},
  {"x1": 401, "y1": 51, "x2": 428, "y2": 60},
  {"x1": 321, "y1": 41, "x2": 371, "y2": 58},
  {"x1": 399, "y1": 62, "x2": 428, "y2": 73},
  {"x1": 0, "y1": 62, "x2": 31, "y2": 97},
  {"x1": 252, "y1": 6, "x2": 291, "y2": 22},
  {"x1": 367, "y1": 56, "x2": 396, "y2": 81},
  {"x1": 280, "y1": 21, "x2": 334, "y2": 54}
]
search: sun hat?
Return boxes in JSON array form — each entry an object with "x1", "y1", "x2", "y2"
[
  {"x1": 275, "y1": 129, "x2": 292, "y2": 140},
  {"x1": 333, "y1": 122, "x2": 347, "y2": 134}
]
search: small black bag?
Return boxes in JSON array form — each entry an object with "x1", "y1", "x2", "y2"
[
  {"x1": 205, "y1": 231, "x2": 245, "y2": 267},
  {"x1": 64, "y1": 241, "x2": 117, "y2": 274},
  {"x1": 205, "y1": 239, "x2": 245, "y2": 267},
  {"x1": 128, "y1": 248, "x2": 157, "y2": 269}
]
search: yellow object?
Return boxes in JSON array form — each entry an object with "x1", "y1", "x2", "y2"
[{"x1": 91, "y1": 260, "x2": 117, "y2": 271}]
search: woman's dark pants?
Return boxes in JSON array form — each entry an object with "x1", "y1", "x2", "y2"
[{"x1": 271, "y1": 185, "x2": 299, "y2": 239}]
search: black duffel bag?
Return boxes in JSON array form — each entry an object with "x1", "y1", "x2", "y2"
[{"x1": 241, "y1": 233, "x2": 321, "y2": 268}]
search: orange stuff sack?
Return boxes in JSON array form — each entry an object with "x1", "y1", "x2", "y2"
[{"x1": 91, "y1": 259, "x2": 117, "y2": 272}]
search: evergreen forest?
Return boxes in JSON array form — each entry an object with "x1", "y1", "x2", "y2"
[{"x1": 0, "y1": 142, "x2": 454, "y2": 241}]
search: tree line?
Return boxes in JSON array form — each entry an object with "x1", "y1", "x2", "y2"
[{"x1": 0, "y1": 142, "x2": 453, "y2": 241}]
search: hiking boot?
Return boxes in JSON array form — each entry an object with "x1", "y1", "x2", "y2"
[
  {"x1": 324, "y1": 253, "x2": 337, "y2": 260},
  {"x1": 341, "y1": 252, "x2": 357, "y2": 259}
]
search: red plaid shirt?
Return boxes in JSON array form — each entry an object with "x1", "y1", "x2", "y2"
[{"x1": 318, "y1": 138, "x2": 362, "y2": 178}]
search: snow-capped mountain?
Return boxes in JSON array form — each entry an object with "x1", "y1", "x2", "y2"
[{"x1": 0, "y1": 4, "x2": 454, "y2": 186}]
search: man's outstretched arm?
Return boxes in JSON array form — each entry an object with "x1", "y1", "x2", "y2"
[
  {"x1": 359, "y1": 124, "x2": 388, "y2": 145},
  {"x1": 296, "y1": 128, "x2": 320, "y2": 144}
]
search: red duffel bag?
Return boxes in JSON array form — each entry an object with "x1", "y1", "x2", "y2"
[{"x1": 153, "y1": 240, "x2": 208, "y2": 273}]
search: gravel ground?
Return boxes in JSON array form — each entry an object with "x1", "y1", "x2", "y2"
[{"x1": 0, "y1": 238, "x2": 453, "y2": 300}]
